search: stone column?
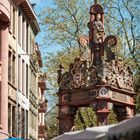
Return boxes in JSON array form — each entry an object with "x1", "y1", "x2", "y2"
[
  {"x1": 0, "y1": 22, "x2": 9, "y2": 135},
  {"x1": 95, "y1": 100, "x2": 110, "y2": 125},
  {"x1": 114, "y1": 106, "x2": 128, "y2": 122},
  {"x1": 58, "y1": 105, "x2": 77, "y2": 134},
  {"x1": 58, "y1": 115, "x2": 75, "y2": 134}
]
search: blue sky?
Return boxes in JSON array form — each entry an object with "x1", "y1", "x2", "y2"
[
  {"x1": 29, "y1": 0, "x2": 54, "y2": 11},
  {"x1": 29, "y1": 0, "x2": 52, "y2": 42},
  {"x1": 29, "y1": 0, "x2": 63, "y2": 60},
  {"x1": 29, "y1": 0, "x2": 58, "y2": 109}
]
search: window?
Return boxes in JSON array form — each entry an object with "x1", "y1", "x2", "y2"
[
  {"x1": 18, "y1": 56, "x2": 21, "y2": 91},
  {"x1": 22, "y1": 17, "x2": 25, "y2": 50},
  {"x1": 13, "y1": 7, "x2": 16, "y2": 36},
  {"x1": 22, "y1": 60, "x2": 25, "y2": 94},
  {"x1": 8, "y1": 105, "x2": 17, "y2": 136},
  {"x1": 12, "y1": 55, "x2": 16, "y2": 85},
  {"x1": 17, "y1": 105, "x2": 20, "y2": 137},
  {"x1": 18, "y1": 11, "x2": 21, "y2": 45},
  {"x1": 26, "y1": 110, "x2": 28, "y2": 138},
  {"x1": 21, "y1": 108, "x2": 25, "y2": 138},
  {"x1": 8, "y1": 104, "x2": 11, "y2": 134},
  {"x1": 8, "y1": 51, "x2": 12, "y2": 82},
  {"x1": 12, "y1": 106, "x2": 16, "y2": 136},
  {"x1": 10, "y1": 4, "x2": 16, "y2": 36},
  {"x1": 8, "y1": 50, "x2": 16, "y2": 85},
  {"x1": 26, "y1": 24, "x2": 29, "y2": 53},
  {"x1": 26, "y1": 64, "x2": 28, "y2": 98}
]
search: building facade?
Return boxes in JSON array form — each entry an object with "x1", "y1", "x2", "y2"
[
  {"x1": 38, "y1": 73, "x2": 47, "y2": 140},
  {"x1": 0, "y1": 0, "x2": 47, "y2": 139},
  {"x1": 29, "y1": 43, "x2": 43, "y2": 140},
  {"x1": 0, "y1": 0, "x2": 10, "y2": 139}
]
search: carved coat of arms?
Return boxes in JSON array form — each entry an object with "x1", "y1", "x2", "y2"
[{"x1": 70, "y1": 58, "x2": 87, "y2": 88}]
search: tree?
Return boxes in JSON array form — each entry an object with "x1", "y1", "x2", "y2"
[
  {"x1": 40, "y1": 0, "x2": 93, "y2": 100},
  {"x1": 133, "y1": 72, "x2": 140, "y2": 113},
  {"x1": 39, "y1": 0, "x2": 92, "y2": 51},
  {"x1": 102, "y1": 0, "x2": 140, "y2": 71},
  {"x1": 45, "y1": 106, "x2": 59, "y2": 139},
  {"x1": 40, "y1": 0, "x2": 140, "y2": 88},
  {"x1": 74, "y1": 107, "x2": 97, "y2": 130},
  {"x1": 39, "y1": 0, "x2": 140, "y2": 138},
  {"x1": 101, "y1": 0, "x2": 140, "y2": 112}
]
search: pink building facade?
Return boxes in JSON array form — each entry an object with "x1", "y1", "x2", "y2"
[
  {"x1": 0, "y1": 0, "x2": 47, "y2": 139},
  {"x1": 0, "y1": 0, "x2": 10, "y2": 139}
]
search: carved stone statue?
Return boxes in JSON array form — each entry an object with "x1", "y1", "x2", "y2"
[
  {"x1": 93, "y1": 14, "x2": 104, "y2": 44},
  {"x1": 78, "y1": 36, "x2": 90, "y2": 63}
]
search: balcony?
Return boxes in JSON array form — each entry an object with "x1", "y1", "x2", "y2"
[
  {"x1": 38, "y1": 125, "x2": 47, "y2": 139},
  {"x1": 38, "y1": 73, "x2": 47, "y2": 89},
  {"x1": 38, "y1": 100, "x2": 48, "y2": 113},
  {"x1": 38, "y1": 73, "x2": 47, "y2": 82}
]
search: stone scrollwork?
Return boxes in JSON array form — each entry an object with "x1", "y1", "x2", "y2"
[
  {"x1": 78, "y1": 36, "x2": 89, "y2": 48},
  {"x1": 58, "y1": 58, "x2": 100, "y2": 90},
  {"x1": 57, "y1": 57, "x2": 133, "y2": 91},
  {"x1": 105, "y1": 58, "x2": 133, "y2": 91},
  {"x1": 104, "y1": 35, "x2": 118, "y2": 62},
  {"x1": 57, "y1": 64, "x2": 72, "y2": 90}
]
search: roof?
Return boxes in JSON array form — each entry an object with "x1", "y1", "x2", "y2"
[
  {"x1": 12, "y1": 0, "x2": 40, "y2": 35},
  {"x1": 51, "y1": 114, "x2": 140, "y2": 140},
  {"x1": 51, "y1": 125, "x2": 114, "y2": 140}
]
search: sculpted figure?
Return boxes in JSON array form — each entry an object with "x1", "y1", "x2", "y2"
[
  {"x1": 78, "y1": 36, "x2": 91, "y2": 63},
  {"x1": 93, "y1": 14, "x2": 104, "y2": 44}
]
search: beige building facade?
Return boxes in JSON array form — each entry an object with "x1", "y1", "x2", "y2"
[
  {"x1": 38, "y1": 73, "x2": 47, "y2": 140},
  {"x1": 0, "y1": 0, "x2": 47, "y2": 139}
]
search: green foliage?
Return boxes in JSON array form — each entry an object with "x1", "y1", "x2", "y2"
[
  {"x1": 74, "y1": 107, "x2": 97, "y2": 130},
  {"x1": 45, "y1": 106, "x2": 59, "y2": 139},
  {"x1": 133, "y1": 72, "x2": 140, "y2": 113},
  {"x1": 102, "y1": 0, "x2": 140, "y2": 71},
  {"x1": 108, "y1": 109, "x2": 118, "y2": 125},
  {"x1": 102, "y1": 0, "x2": 140, "y2": 113},
  {"x1": 39, "y1": 0, "x2": 93, "y2": 49},
  {"x1": 45, "y1": 47, "x2": 80, "y2": 89}
]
